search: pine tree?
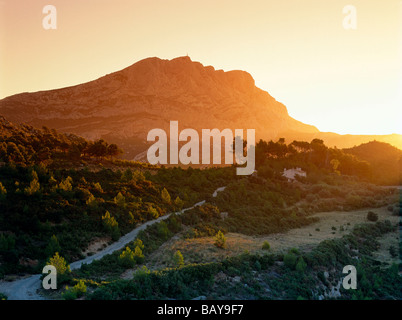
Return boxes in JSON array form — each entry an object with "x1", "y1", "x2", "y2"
[
  {"x1": 119, "y1": 247, "x2": 135, "y2": 268},
  {"x1": 114, "y1": 192, "x2": 125, "y2": 207},
  {"x1": 174, "y1": 196, "x2": 184, "y2": 211},
  {"x1": 215, "y1": 230, "x2": 226, "y2": 249},
  {"x1": 47, "y1": 252, "x2": 70, "y2": 275},
  {"x1": 102, "y1": 211, "x2": 120, "y2": 240},
  {"x1": 173, "y1": 250, "x2": 184, "y2": 267},
  {"x1": 133, "y1": 245, "x2": 144, "y2": 264},
  {"x1": 148, "y1": 206, "x2": 159, "y2": 219},
  {"x1": 0, "y1": 181, "x2": 6, "y2": 200},
  {"x1": 295, "y1": 257, "x2": 307, "y2": 273},
  {"x1": 24, "y1": 178, "x2": 40, "y2": 195},
  {"x1": 161, "y1": 187, "x2": 171, "y2": 204},
  {"x1": 45, "y1": 235, "x2": 61, "y2": 258}
]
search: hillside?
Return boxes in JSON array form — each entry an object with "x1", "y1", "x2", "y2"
[
  {"x1": 343, "y1": 141, "x2": 402, "y2": 185},
  {"x1": 2, "y1": 56, "x2": 400, "y2": 161}
]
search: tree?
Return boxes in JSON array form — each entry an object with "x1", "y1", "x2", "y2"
[
  {"x1": 283, "y1": 253, "x2": 297, "y2": 270},
  {"x1": 295, "y1": 257, "x2": 307, "y2": 272},
  {"x1": 0, "y1": 181, "x2": 6, "y2": 200},
  {"x1": 119, "y1": 247, "x2": 136, "y2": 268},
  {"x1": 45, "y1": 235, "x2": 61, "y2": 258},
  {"x1": 157, "y1": 221, "x2": 170, "y2": 240},
  {"x1": 174, "y1": 196, "x2": 184, "y2": 211},
  {"x1": 148, "y1": 206, "x2": 159, "y2": 219},
  {"x1": 214, "y1": 230, "x2": 226, "y2": 249},
  {"x1": 47, "y1": 252, "x2": 71, "y2": 284},
  {"x1": 161, "y1": 188, "x2": 171, "y2": 204},
  {"x1": 133, "y1": 245, "x2": 144, "y2": 264},
  {"x1": 86, "y1": 193, "x2": 97, "y2": 206},
  {"x1": 57, "y1": 176, "x2": 73, "y2": 192},
  {"x1": 133, "y1": 238, "x2": 144, "y2": 251},
  {"x1": 121, "y1": 168, "x2": 133, "y2": 182},
  {"x1": 24, "y1": 177, "x2": 40, "y2": 195},
  {"x1": 114, "y1": 192, "x2": 125, "y2": 207},
  {"x1": 93, "y1": 182, "x2": 103, "y2": 193},
  {"x1": 102, "y1": 211, "x2": 120, "y2": 240},
  {"x1": 173, "y1": 250, "x2": 184, "y2": 267},
  {"x1": 107, "y1": 143, "x2": 123, "y2": 159}
]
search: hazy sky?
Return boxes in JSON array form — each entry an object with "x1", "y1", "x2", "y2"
[{"x1": 0, "y1": 0, "x2": 401, "y2": 135}]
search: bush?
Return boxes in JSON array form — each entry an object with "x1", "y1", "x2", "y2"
[
  {"x1": 214, "y1": 230, "x2": 226, "y2": 249},
  {"x1": 173, "y1": 250, "x2": 184, "y2": 267},
  {"x1": 295, "y1": 257, "x2": 307, "y2": 272},
  {"x1": 262, "y1": 241, "x2": 270, "y2": 250},
  {"x1": 367, "y1": 211, "x2": 378, "y2": 222},
  {"x1": 62, "y1": 280, "x2": 87, "y2": 300},
  {"x1": 283, "y1": 253, "x2": 297, "y2": 270},
  {"x1": 119, "y1": 247, "x2": 136, "y2": 268}
]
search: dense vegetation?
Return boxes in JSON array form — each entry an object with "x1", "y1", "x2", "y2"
[
  {"x1": 0, "y1": 116, "x2": 123, "y2": 166},
  {"x1": 343, "y1": 141, "x2": 402, "y2": 185},
  {"x1": 255, "y1": 138, "x2": 401, "y2": 185},
  {"x1": 85, "y1": 220, "x2": 400, "y2": 300},
  {"x1": 0, "y1": 116, "x2": 400, "y2": 301}
]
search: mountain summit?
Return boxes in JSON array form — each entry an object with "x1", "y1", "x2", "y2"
[{"x1": 0, "y1": 56, "x2": 400, "y2": 158}]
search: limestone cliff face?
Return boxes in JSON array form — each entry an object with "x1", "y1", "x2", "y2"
[{"x1": 0, "y1": 56, "x2": 318, "y2": 158}]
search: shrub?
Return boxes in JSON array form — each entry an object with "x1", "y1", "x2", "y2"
[
  {"x1": 61, "y1": 287, "x2": 77, "y2": 300},
  {"x1": 133, "y1": 239, "x2": 144, "y2": 251},
  {"x1": 262, "y1": 241, "x2": 270, "y2": 250},
  {"x1": 133, "y1": 266, "x2": 150, "y2": 281},
  {"x1": 389, "y1": 246, "x2": 397, "y2": 258},
  {"x1": 283, "y1": 253, "x2": 297, "y2": 270},
  {"x1": 295, "y1": 257, "x2": 307, "y2": 272},
  {"x1": 173, "y1": 250, "x2": 184, "y2": 267},
  {"x1": 367, "y1": 211, "x2": 378, "y2": 222},
  {"x1": 214, "y1": 230, "x2": 226, "y2": 249},
  {"x1": 119, "y1": 247, "x2": 136, "y2": 268},
  {"x1": 133, "y1": 246, "x2": 145, "y2": 264},
  {"x1": 62, "y1": 280, "x2": 87, "y2": 300}
]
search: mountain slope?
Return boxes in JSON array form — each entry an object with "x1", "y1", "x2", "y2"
[
  {"x1": 0, "y1": 56, "x2": 318, "y2": 158},
  {"x1": 0, "y1": 56, "x2": 400, "y2": 159}
]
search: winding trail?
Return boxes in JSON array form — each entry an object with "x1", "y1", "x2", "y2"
[{"x1": 0, "y1": 190, "x2": 221, "y2": 300}]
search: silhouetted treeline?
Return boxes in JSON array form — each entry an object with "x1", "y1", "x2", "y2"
[{"x1": 0, "y1": 116, "x2": 122, "y2": 165}]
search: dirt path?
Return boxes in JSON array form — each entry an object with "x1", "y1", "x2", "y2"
[{"x1": 0, "y1": 194, "x2": 211, "y2": 300}]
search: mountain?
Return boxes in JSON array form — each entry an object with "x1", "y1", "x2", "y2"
[{"x1": 0, "y1": 56, "x2": 400, "y2": 159}]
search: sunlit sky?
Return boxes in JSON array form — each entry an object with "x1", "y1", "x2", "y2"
[{"x1": 0, "y1": 0, "x2": 401, "y2": 135}]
